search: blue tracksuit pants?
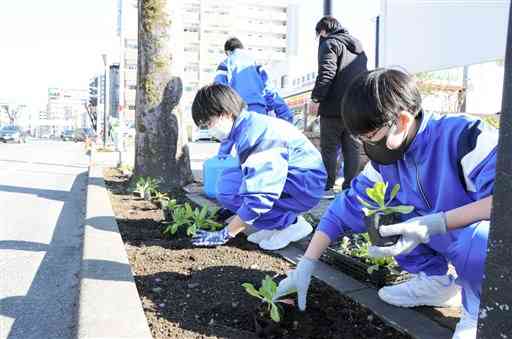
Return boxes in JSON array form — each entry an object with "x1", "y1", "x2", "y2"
[{"x1": 216, "y1": 167, "x2": 319, "y2": 231}]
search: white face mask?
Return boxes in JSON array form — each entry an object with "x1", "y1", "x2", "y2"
[{"x1": 209, "y1": 116, "x2": 233, "y2": 141}]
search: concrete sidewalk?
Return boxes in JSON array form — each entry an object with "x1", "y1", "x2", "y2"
[{"x1": 77, "y1": 151, "x2": 151, "y2": 339}]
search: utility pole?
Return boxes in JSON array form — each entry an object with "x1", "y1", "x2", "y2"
[
  {"x1": 323, "y1": 0, "x2": 332, "y2": 16},
  {"x1": 477, "y1": 1, "x2": 512, "y2": 337},
  {"x1": 102, "y1": 54, "x2": 109, "y2": 147}
]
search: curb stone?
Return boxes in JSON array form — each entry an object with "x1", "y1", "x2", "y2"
[{"x1": 77, "y1": 161, "x2": 152, "y2": 338}]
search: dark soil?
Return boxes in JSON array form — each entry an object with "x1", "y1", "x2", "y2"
[{"x1": 104, "y1": 168, "x2": 412, "y2": 339}]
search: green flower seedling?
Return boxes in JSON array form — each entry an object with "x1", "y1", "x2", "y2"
[
  {"x1": 134, "y1": 176, "x2": 160, "y2": 200},
  {"x1": 357, "y1": 182, "x2": 414, "y2": 217},
  {"x1": 153, "y1": 191, "x2": 169, "y2": 202},
  {"x1": 348, "y1": 233, "x2": 397, "y2": 274},
  {"x1": 163, "y1": 203, "x2": 193, "y2": 235},
  {"x1": 187, "y1": 205, "x2": 223, "y2": 236},
  {"x1": 242, "y1": 275, "x2": 296, "y2": 323},
  {"x1": 357, "y1": 182, "x2": 415, "y2": 247}
]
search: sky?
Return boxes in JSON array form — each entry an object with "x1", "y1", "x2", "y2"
[
  {"x1": 0, "y1": 0, "x2": 379, "y2": 109},
  {"x1": 0, "y1": 0, "x2": 118, "y2": 108}
]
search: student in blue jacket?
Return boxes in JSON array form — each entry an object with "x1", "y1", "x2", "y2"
[
  {"x1": 190, "y1": 84, "x2": 327, "y2": 251},
  {"x1": 275, "y1": 69, "x2": 496, "y2": 339},
  {"x1": 214, "y1": 37, "x2": 294, "y2": 157}
]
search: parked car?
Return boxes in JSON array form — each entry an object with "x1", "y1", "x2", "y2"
[
  {"x1": 74, "y1": 128, "x2": 96, "y2": 142},
  {"x1": 0, "y1": 126, "x2": 26, "y2": 143},
  {"x1": 192, "y1": 126, "x2": 219, "y2": 142},
  {"x1": 61, "y1": 130, "x2": 75, "y2": 141}
]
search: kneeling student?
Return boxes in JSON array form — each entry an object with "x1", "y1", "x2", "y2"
[
  {"x1": 275, "y1": 68, "x2": 496, "y2": 339},
  {"x1": 191, "y1": 84, "x2": 327, "y2": 250}
]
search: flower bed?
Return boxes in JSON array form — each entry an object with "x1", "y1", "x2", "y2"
[{"x1": 104, "y1": 168, "x2": 411, "y2": 339}]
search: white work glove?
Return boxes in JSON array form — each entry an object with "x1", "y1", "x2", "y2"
[
  {"x1": 274, "y1": 257, "x2": 317, "y2": 311},
  {"x1": 369, "y1": 212, "x2": 447, "y2": 258}
]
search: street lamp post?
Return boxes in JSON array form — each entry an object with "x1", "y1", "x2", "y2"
[
  {"x1": 102, "y1": 53, "x2": 109, "y2": 147},
  {"x1": 323, "y1": 0, "x2": 332, "y2": 16}
]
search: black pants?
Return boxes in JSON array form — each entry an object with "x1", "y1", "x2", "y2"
[{"x1": 320, "y1": 116, "x2": 362, "y2": 190}]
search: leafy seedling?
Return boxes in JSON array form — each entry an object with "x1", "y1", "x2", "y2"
[
  {"x1": 348, "y1": 233, "x2": 397, "y2": 273},
  {"x1": 161, "y1": 199, "x2": 180, "y2": 221},
  {"x1": 242, "y1": 275, "x2": 296, "y2": 323},
  {"x1": 357, "y1": 182, "x2": 414, "y2": 216},
  {"x1": 187, "y1": 205, "x2": 223, "y2": 236},
  {"x1": 163, "y1": 203, "x2": 193, "y2": 235},
  {"x1": 357, "y1": 182, "x2": 414, "y2": 247},
  {"x1": 153, "y1": 191, "x2": 169, "y2": 202},
  {"x1": 133, "y1": 176, "x2": 160, "y2": 200}
]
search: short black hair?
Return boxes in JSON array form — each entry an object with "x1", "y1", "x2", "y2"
[
  {"x1": 342, "y1": 68, "x2": 422, "y2": 136},
  {"x1": 224, "y1": 37, "x2": 244, "y2": 53},
  {"x1": 315, "y1": 16, "x2": 343, "y2": 35},
  {"x1": 191, "y1": 84, "x2": 246, "y2": 127}
]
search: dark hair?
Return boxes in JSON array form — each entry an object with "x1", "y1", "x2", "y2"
[
  {"x1": 342, "y1": 68, "x2": 422, "y2": 135},
  {"x1": 315, "y1": 16, "x2": 344, "y2": 35},
  {"x1": 191, "y1": 84, "x2": 246, "y2": 127},
  {"x1": 224, "y1": 37, "x2": 244, "y2": 52}
]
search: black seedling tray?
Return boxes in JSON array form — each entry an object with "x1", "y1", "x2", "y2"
[{"x1": 322, "y1": 246, "x2": 410, "y2": 287}]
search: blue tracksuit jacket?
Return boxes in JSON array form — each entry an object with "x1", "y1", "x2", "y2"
[
  {"x1": 318, "y1": 111, "x2": 497, "y2": 317},
  {"x1": 216, "y1": 110, "x2": 326, "y2": 229}
]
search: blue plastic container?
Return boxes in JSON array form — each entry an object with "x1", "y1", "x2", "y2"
[{"x1": 203, "y1": 155, "x2": 239, "y2": 199}]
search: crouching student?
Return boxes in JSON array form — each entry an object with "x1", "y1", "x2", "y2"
[
  {"x1": 190, "y1": 84, "x2": 327, "y2": 250},
  {"x1": 275, "y1": 68, "x2": 496, "y2": 339}
]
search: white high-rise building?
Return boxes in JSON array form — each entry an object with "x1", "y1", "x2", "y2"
[
  {"x1": 117, "y1": 0, "x2": 138, "y2": 123},
  {"x1": 117, "y1": 0, "x2": 296, "y2": 128},
  {"x1": 46, "y1": 87, "x2": 88, "y2": 134}
]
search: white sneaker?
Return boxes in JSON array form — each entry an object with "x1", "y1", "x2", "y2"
[
  {"x1": 258, "y1": 216, "x2": 313, "y2": 250},
  {"x1": 452, "y1": 308, "x2": 477, "y2": 339},
  {"x1": 247, "y1": 229, "x2": 278, "y2": 244},
  {"x1": 378, "y1": 272, "x2": 461, "y2": 308}
]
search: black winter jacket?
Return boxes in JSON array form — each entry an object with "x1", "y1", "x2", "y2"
[{"x1": 311, "y1": 30, "x2": 368, "y2": 119}]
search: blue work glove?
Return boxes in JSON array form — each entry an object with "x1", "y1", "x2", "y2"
[
  {"x1": 191, "y1": 227, "x2": 233, "y2": 247},
  {"x1": 369, "y1": 212, "x2": 448, "y2": 257},
  {"x1": 273, "y1": 257, "x2": 317, "y2": 311}
]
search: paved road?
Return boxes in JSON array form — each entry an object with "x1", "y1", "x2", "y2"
[{"x1": 0, "y1": 140, "x2": 89, "y2": 339}]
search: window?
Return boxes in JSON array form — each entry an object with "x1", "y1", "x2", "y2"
[
  {"x1": 128, "y1": 85, "x2": 137, "y2": 90},
  {"x1": 128, "y1": 105, "x2": 136, "y2": 110},
  {"x1": 127, "y1": 64, "x2": 137, "y2": 70}
]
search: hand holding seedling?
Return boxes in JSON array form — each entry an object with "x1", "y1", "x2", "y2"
[
  {"x1": 274, "y1": 257, "x2": 317, "y2": 311},
  {"x1": 368, "y1": 212, "x2": 447, "y2": 257}
]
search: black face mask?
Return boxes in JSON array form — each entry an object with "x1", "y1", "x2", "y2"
[
  {"x1": 363, "y1": 113, "x2": 422, "y2": 165},
  {"x1": 363, "y1": 134, "x2": 409, "y2": 165}
]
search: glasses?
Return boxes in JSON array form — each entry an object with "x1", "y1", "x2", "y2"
[{"x1": 356, "y1": 120, "x2": 395, "y2": 145}]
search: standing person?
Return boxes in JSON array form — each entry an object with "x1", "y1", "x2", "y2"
[
  {"x1": 190, "y1": 84, "x2": 326, "y2": 250},
  {"x1": 312, "y1": 16, "x2": 368, "y2": 198},
  {"x1": 275, "y1": 69, "x2": 496, "y2": 339},
  {"x1": 214, "y1": 37, "x2": 294, "y2": 157}
]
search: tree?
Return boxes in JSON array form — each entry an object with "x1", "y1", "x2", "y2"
[
  {"x1": 1, "y1": 104, "x2": 18, "y2": 124},
  {"x1": 135, "y1": 0, "x2": 193, "y2": 190},
  {"x1": 85, "y1": 77, "x2": 98, "y2": 131}
]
